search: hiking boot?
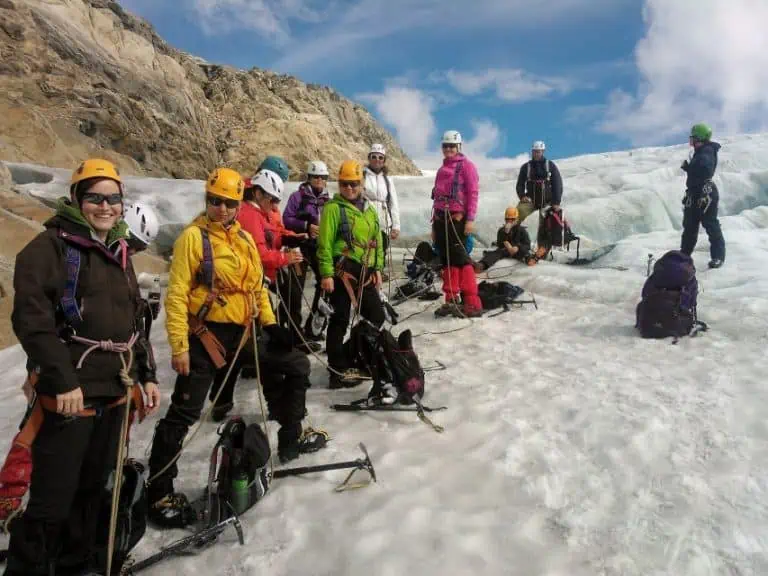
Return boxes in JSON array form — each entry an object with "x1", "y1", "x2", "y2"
[
  {"x1": 277, "y1": 424, "x2": 328, "y2": 463},
  {"x1": 211, "y1": 402, "x2": 233, "y2": 423},
  {"x1": 370, "y1": 383, "x2": 398, "y2": 405},
  {"x1": 328, "y1": 368, "x2": 367, "y2": 389},
  {"x1": 708, "y1": 259, "x2": 724, "y2": 269},
  {"x1": 535, "y1": 245, "x2": 550, "y2": 260},
  {"x1": 434, "y1": 301, "x2": 461, "y2": 317},
  {"x1": 148, "y1": 492, "x2": 197, "y2": 529}
]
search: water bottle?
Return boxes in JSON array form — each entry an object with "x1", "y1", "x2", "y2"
[
  {"x1": 230, "y1": 471, "x2": 250, "y2": 515},
  {"x1": 148, "y1": 276, "x2": 161, "y2": 319}
]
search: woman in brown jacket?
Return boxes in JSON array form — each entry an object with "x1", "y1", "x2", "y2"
[{"x1": 4, "y1": 159, "x2": 160, "y2": 575}]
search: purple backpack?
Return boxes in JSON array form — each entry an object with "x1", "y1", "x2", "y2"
[{"x1": 636, "y1": 250, "x2": 700, "y2": 339}]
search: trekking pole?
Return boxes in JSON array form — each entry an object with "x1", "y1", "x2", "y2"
[
  {"x1": 271, "y1": 443, "x2": 377, "y2": 491},
  {"x1": 106, "y1": 352, "x2": 136, "y2": 576}
]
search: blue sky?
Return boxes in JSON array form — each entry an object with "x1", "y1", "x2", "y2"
[{"x1": 121, "y1": 0, "x2": 768, "y2": 169}]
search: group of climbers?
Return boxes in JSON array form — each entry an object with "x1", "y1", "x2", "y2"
[{"x1": 0, "y1": 118, "x2": 725, "y2": 573}]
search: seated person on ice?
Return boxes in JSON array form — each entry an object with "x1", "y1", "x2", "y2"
[
  {"x1": 473, "y1": 206, "x2": 534, "y2": 271},
  {"x1": 147, "y1": 168, "x2": 324, "y2": 530},
  {"x1": 317, "y1": 160, "x2": 386, "y2": 390}
]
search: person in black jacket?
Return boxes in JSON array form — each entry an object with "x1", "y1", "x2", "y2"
[
  {"x1": 473, "y1": 206, "x2": 533, "y2": 271},
  {"x1": 4, "y1": 159, "x2": 160, "y2": 576},
  {"x1": 680, "y1": 123, "x2": 725, "y2": 268},
  {"x1": 515, "y1": 140, "x2": 563, "y2": 259}
]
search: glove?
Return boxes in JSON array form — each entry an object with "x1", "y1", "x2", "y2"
[
  {"x1": 682, "y1": 193, "x2": 692, "y2": 207},
  {"x1": 681, "y1": 160, "x2": 689, "y2": 171},
  {"x1": 264, "y1": 324, "x2": 293, "y2": 352}
]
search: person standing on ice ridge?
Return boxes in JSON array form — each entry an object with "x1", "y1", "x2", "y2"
[
  {"x1": 147, "y1": 168, "x2": 323, "y2": 530},
  {"x1": 317, "y1": 160, "x2": 386, "y2": 390},
  {"x1": 515, "y1": 140, "x2": 564, "y2": 262},
  {"x1": 363, "y1": 143, "x2": 401, "y2": 279},
  {"x1": 0, "y1": 202, "x2": 161, "y2": 532},
  {"x1": 3, "y1": 159, "x2": 161, "y2": 575},
  {"x1": 282, "y1": 160, "x2": 332, "y2": 341},
  {"x1": 680, "y1": 123, "x2": 725, "y2": 269},
  {"x1": 431, "y1": 130, "x2": 483, "y2": 318}
]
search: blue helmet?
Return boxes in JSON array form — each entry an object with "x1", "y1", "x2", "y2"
[{"x1": 259, "y1": 155, "x2": 290, "y2": 182}]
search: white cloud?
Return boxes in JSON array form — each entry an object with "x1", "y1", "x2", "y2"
[
  {"x1": 358, "y1": 86, "x2": 437, "y2": 159},
  {"x1": 598, "y1": 0, "x2": 768, "y2": 144},
  {"x1": 272, "y1": 0, "x2": 632, "y2": 74},
  {"x1": 443, "y1": 68, "x2": 574, "y2": 103},
  {"x1": 188, "y1": 0, "x2": 331, "y2": 45}
]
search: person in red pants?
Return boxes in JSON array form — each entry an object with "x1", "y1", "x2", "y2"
[{"x1": 430, "y1": 130, "x2": 483, "y2": 318}]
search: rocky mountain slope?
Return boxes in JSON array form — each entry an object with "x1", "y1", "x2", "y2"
[{"x1": 0, "y1": 0, "x2": 421, "y2": 180}]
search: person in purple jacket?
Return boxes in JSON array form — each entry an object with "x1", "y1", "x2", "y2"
[
  {"x1": 282, "y1": 160, "x2": 332, "y2": 340},
  {"x1": 431, "y1": 130, "x2": 483, "y2": 318}
]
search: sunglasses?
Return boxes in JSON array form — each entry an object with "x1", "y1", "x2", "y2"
[
  {"x1": 369, "y1": 154, "x2": 385, "y2": 161},
  {"x1": 206, "y1": 195, "x2": 240, "y2": 209},
  {"x1": 82, "y1": 193, "x2": 123, "y2": 206},
  {"x1": 339, "y1": 181, "x2": 360, "y2": 189},
  {"x1": 310, "y1": 175, "x2": 329, "y2": 181},
  {"x1": 441, "y1": 144, "x2": 458, "y2": 150}
]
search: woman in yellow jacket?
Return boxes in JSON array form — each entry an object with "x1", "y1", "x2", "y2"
[{"x1": 147, "y1": 168, "x2": 318, "y2": 529}]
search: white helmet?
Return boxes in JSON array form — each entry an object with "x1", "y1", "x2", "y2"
[
  {"x1": 123, "y1": 202, "x2": 159, "y2": 246},
  {"x1": 532, "y1": 140, "x2": 546, "y2": 151},
  {"x1": 369, "y1": 143, "x2": 386, "y2": 156},
  {"x1": 251, "y1": 169, "x2": 284, "y2": 201},
  {"x1": 306, "y1": 160, "x2": 329, "y2": 177},
  {"x1": 442, "y1": 130, "x2": 462, "y2": 145}
]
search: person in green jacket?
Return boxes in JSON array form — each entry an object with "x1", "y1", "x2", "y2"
[{"x1": 318, "y1": 159, "x2": 385, "y2": 389}]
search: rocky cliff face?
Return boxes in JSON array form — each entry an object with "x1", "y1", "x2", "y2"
[{"x1": 0, "y1": 0, "x2": 421, "y2": 180}]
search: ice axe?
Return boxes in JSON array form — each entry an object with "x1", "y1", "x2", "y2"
[{"x1": 271, "y1": 443, "x2": 377, "y2": 492}]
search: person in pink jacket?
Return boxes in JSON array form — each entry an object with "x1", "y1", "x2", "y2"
[{"x1": 431, "y1": 130, "x2": 483, "y2": 317}]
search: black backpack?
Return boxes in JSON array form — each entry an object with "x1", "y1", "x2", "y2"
[
  {"x1": 636, "y1": 250, "x2": 705, "y2": 340},
  {"x1": 347, "y1": 322, "x2": 426, "y2": 404},
  {"x1": 541, "y1": 207, "x2": 579, "y2": 248},
  {"x1": 477, "y1": 281, "x2": 525, "y2": 310},
  {"x1": 204, "y1": 417, "x2": 270, "y2": 525},
  {"x1": 93, "y1": 459, "x2": 147, "y2": 574}
]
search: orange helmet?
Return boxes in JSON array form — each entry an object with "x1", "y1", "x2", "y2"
[
  {"x1": 338, "y1": 159, "x2": 363, "y2": 182},
  {"x1": 205, "y1": 167, "x2": 244, "y2": 201},
  {"x1": 504, "y1": 206, "x2": 519, "y2": 220}
]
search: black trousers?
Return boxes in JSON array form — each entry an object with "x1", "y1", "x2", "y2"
[
  {"x1": 297, "y1": 245, "x2": 324, "y2": 336},
  {"x1": 432, "y1": 214, "x2": 471, "y2": 267},
  {"x1": 681, "y1": 186, "x2": 725, "y2": 261},
  {"x1": 479, "y1": 247, "x2": 528, "y2": 270},
  {"x1": 326, "y1": 263, "x2": 385, "y2": 371},
  {"x1": 208, "y1": 335, "x2": 310, "y2": 427},
  {"x1": 148, "y1": 322, "x2": 309, "y2": 494},
  {"x1": 276, "y1": 266, "x2": 305, "y2": 345},
  {"x1": 4, "y1": 402, "x2": 123, "y2": 575}
]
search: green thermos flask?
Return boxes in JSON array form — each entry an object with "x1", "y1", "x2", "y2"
[{"x1": 231, "y1": 471, "x2": 250, "y2": 515}]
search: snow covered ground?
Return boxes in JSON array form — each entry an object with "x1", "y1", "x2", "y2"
[{"x1": 2, "y1": 134, "x2": 768, "y2": 575}]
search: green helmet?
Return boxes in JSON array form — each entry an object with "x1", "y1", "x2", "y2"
[
  {"x1": 690, "y1": 123, "x2": 712, "y2": 141},
  {"x1": 258, "y1": 155, "x2": 290, "y2": 182}
]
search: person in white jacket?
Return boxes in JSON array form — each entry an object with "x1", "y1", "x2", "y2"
[{"x1": 363, "y1": 143, "x2": 401, "y2": 256}]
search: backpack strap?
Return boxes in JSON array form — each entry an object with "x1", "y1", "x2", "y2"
[
  {"x1": 338, "y1": 203, "x2": 354, "y2": 253},
  {"x1": 196, "y1": 228, "x2": 218, "y2": 321},
  {"x1": 60, "y1": 244, "x2": 83, "y2": 328},
  {"x1": 449, "y1": 160, "x2": 464, "y2": 203}
]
